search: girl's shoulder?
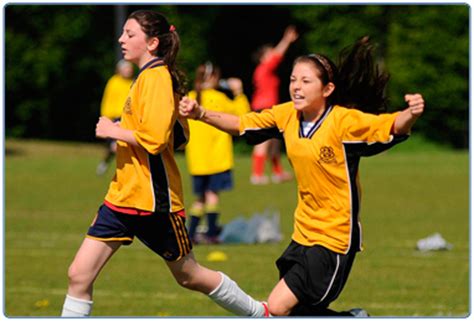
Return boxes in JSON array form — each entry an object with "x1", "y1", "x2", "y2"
[
  {"x1": 331, "y1": 105, "x2": 365, "y2": 117},
  {"x1": 135, "y1": 66, "x2": 172, "y2": 88}
]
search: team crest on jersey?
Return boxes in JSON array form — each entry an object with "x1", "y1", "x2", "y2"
[
  {"x1": 318, "y1": 146, "x2": 336, "y2": 164},
  {"x1": 123, "y1": 97, "x2": 132, "y2": 114}
]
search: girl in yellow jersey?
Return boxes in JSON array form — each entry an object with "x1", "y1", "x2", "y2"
[
  {"x1": 61, "y1": 10, "x2": 267, "y2": 317},
  {"x1": 185, "y1": 62, "x2": 250, "y2": 244},
  {"x1": 96, "y1": 60, "x2": 134, "y2": 176},
  {"x1": 179, "y1": 36, "x2": 425, "y2": 317}
]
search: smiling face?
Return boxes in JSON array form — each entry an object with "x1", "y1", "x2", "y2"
[
  {"x1": 118, "y1": 18, "x2": 158, "y2": 68},
  {"x1": 289, "y1": 61, "x2": 335, "y2": 120}
]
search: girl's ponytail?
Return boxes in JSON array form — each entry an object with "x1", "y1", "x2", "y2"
[{"x1": 336, "y1": 36, "x2": 390, "y2": 114}]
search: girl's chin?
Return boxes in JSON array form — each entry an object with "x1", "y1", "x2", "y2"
[{"x1": 292, "y1": 102, "x2": 307, "y2": 110}]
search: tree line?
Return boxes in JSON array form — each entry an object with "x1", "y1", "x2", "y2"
[{"x1": 5, "y1": 4, "x2": 469, "y2": 148}]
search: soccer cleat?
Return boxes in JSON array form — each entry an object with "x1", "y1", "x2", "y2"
[
  {"x1": 96, "y1": 161, "x2": 109, "y2": 176},
  {"x1": 250, "y1": 175, "x2": 269, "y2": 185},
  {"x1": 349, "y1": 308, "x2": 370, "y2": 317},
  {"x1": 270, "y1": 171, "x2": 293, "y2": 184}
]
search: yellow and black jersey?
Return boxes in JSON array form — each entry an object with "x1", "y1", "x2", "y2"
[
  {"x1": 104, "y1": 59, "x2": 189, "y2": 215},
  {"x1": 185, "y1": 89, "x2": 250, "y2": 175},
  {"x1": 239, "y1": 102, "x2": 408, "y2": 254}
]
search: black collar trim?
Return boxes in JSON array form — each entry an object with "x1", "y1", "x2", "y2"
[
  {"x1": 299, "y1": 105, "x2": 333, "y2": 139},
  {"x1": 136, "y1": 57, "x2": 165, "y2": 79}
]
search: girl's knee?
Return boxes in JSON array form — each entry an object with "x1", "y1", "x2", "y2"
[
  {"x1": 173, "y1": 272, "x2": 199, "y2": 291},
  {"x1": 67, "y1": 263, "x2": 94, "y2": 288}
]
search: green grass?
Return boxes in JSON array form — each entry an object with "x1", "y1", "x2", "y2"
[{"x1": 4, "y1": 137, "x2": 469, "y2": 317}]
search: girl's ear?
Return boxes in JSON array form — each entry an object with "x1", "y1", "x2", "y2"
[
  {"x1": 323, "y1": 82, "x2": 336, "y2": 98},
  {"x1": 147, "y1": 37, "x2": 159, "y2": 52}
]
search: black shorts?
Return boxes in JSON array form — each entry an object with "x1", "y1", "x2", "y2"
[
  {"x1": 276, "y1": 241, "x2": 356, "y2": 308},
  {"x1": 192, "y1": 170, "x2": 233, "y2": 195},
  {"x1": 87, "y1": 204, "x2": 192, "y2": 261}
]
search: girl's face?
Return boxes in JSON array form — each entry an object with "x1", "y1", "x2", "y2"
[
  {"x1": 289, "y1": 61, "x2": 334, "y2": 113},
  {"x1": 118, "y1": 19, "x2": 157, "y2": 67}
]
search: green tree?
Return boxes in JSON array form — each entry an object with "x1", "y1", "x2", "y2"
[
  {"x1": 387, "y1": 5, "x2": 469, "y2": 148},
  {"x1": 290, "y1": 4, "x2": 468, "y2": 148},
  {"x1": 6, "y1": 5, "x2": 116, "y2": 140}
]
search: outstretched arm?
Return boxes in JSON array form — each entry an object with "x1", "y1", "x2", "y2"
[
  {"x1": 273, "y1": 25, "x2": 299, "y2": 56},
  {"x1": 392, "y1": 93, "x2": 425, "y2": 135},
  {"x1": 179, "y1": 96, "x2": 241, "y2": 136}
]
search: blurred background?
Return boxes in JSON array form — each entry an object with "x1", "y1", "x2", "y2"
[{"x1": 5, "y1": 4, "x2": 469, "y2": 149}]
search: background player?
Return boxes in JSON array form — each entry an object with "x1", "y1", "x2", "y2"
[
  {"x1": 250, "y1": 25, "x2": 298, "y2": 184},
  {"x1": 96, "y1": 59, "x2": 134, "y2": 176},
  {"x1": 185, "y1": 62, "x2": 250, "y2": 244}
]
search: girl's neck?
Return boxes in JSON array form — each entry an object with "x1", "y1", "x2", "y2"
[
  {"x1": 138, "y1": 54, "x2": 160, "y2": 69},
  {"x1": 302, "y1": 105, "x2": 326, "y2": 123}
]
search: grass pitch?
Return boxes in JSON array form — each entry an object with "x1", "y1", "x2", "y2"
[{"x1": 4, "y1": 137, "x2": 469, "y2": 317}]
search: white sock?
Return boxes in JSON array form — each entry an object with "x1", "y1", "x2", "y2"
[
  {"x1": 208, "y1": 272, "x2": 266, "y2": 317},
  {"x1": 61, "y1": 294, "x2": 93, "y2": 317}
]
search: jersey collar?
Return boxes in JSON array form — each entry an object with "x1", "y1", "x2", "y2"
[
  {"x1": 136, "y1": 57, "x2": 165, "y2": 78},
  {"x1": 299, "y1": 105, "x2": 333, "y2": 139}
]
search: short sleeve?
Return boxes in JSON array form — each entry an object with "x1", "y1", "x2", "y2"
[
  {"x1": 239, "y1": 107, "x2": 283, "y2": 145},
  {"x1": 133, "y1": 69, "x2": 175, "y2": 155},
  {"x1": 339, "y1": 109, "x2": 400, "y2": 143}
]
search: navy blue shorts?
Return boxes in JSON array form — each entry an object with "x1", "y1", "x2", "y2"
[
  {"x1": 192, "y1": 170, "x2": 233, "y2": 195},
  {"x1": 276, "y1": 241, "x2": 356, "y2": 308},
  {"x1": 87, "y1": 204, "x2": 192, "y2": 261}
]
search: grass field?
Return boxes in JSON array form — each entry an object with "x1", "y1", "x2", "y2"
[{"x1": 4, "y1": 137, "x2": 470, "y2": 317}]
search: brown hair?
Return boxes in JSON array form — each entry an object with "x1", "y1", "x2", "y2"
[
  {"x1": 294, "y1": 36, "x2": 389, "y2": 114},
  {"x1": 128, "y1": 10, "x2": 187, "y2": 96}
]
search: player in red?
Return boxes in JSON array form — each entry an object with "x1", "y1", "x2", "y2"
[{"x1": 250, "y1": 26, "x2": 298, "y2": 184}]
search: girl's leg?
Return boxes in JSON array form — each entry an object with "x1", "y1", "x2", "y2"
[
  {"x1": 166, "y1": 252, "x2": 267, "y2": 317},
  {"x1": 267, "y1": 277, "x2": 299, "y2": 316},
  {"x1": 204, "y1": 190, "x2": 220, "y2": 239},
  {"x1": 268, "y1": 139, "x2": 292, "y2": 183},
  {"x1": 188, "y1": 196, "x2": 205, "y2": 242},
  {"x1": 250, "y1": 141, "x2": 269, "y2": 184},
  {"x1": 61, "y1": 238, "x2": 121, "y2": 316}
]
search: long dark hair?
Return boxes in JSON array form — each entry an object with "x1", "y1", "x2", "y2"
[
  {"x1": 294, "y1": 36, "x2": 389, "y2": 114},
  {"x1": 128, "y1": 10, "x2": 187, "y2": 97}
]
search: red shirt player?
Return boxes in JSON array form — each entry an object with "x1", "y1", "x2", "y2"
[{"x1": 250, "y1": 26, "x2": 299, "y2": 184}]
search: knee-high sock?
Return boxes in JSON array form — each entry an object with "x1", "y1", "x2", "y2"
[
  {"x1": 205, "y1": 203, "x2": 220, "y2": 237},
  {"x1": 61, "y1": 294, "x2": 93, "y2": 317},
  {"x1": 188, "y1": 205, "x2": 205, "y2": 239},
  {"x1": 251, "y1": 153, "x2": 266, "y2": 177},
  {"x1": 271, "y1": 155, "x2": 283, "y2": 174},
  {"x1": 208, "y1": 272, "x2": 265, "y2": 317}
]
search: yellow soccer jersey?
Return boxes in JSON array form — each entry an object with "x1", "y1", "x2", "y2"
[
  {"x1": 185, "y1": 89, "x2": 250, "y2": 175},
  {"x1": 100, "y1": 74, "x2": 133, "y2": 119},
  {"x1": 104, "y1": 61, "x2": 189, "y2": 214},
  {"x1": 239, "y1": 102, "x2": 407, "y2": 254}
]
